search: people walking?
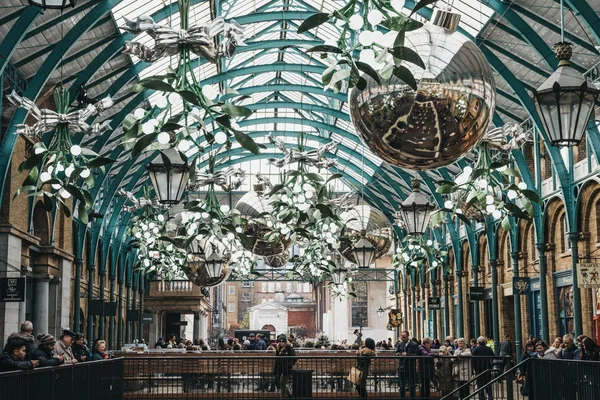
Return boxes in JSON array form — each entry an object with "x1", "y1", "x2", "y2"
[
  {"x1": 472, "y1": 336, "x2": 494, "y2": 400},
  {"x1": 395, "y1": 330, "x2": 418, "y2": 398},
  {"x1": 499, "y1": 334, "x2": 514, "y2": 369},
  {"x1": 273, "y1": 334, "x2": 296, "y2": 399},
  {"x1": 453, "y1": 338, "x2": 472, "y2": 399},
  {"x1": 354, "y1": 338, "x2": 376, "y2": 399}
]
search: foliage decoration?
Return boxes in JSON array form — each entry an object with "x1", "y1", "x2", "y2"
[
  {"x1": 393, "y1": 235, "x2": 447, "y2": 274},
  {"x1": 119, "y1": 0, "x2": 259, "y2": 158},
  {"x1": 296, "y1": 0, "x2": 437, "y2": 91},
  {"x1": 9, "y1": 88, "x2": 114, "y2": 223},
  {"x1": 433, "y1": 124, "x2": 541, "y2": 230}
]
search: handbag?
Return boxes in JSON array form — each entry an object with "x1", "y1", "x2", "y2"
[{"x1": 348, "y1": 367, "x2": 363, "y2": 385}]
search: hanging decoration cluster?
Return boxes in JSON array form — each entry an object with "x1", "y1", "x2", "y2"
[
  {"x1": 393, "y1": 235, "x2": 447, "y2": 274},
  {"x1": 10, "y1": 88, "x2": 115, "y2": 223}
]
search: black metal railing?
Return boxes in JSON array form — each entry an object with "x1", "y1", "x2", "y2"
[
  {"x1": 120, "y1": 353, "x2": 510, "y2": 399},
  {"x1": 527, "y1": 358, "x2": 600, "y2": 400},
  {"x1": 0, "y1": 357, "x2": 123, "y2": 400}
]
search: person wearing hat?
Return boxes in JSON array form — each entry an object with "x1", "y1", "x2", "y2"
[
  {"x1": 273, "y1": 334, "x2": 296, "y2": 399},
  {"x1": 72, "y1": 333, "x2": 90, "y2": 362},
  {"x1": 31, "y1": 334, "x2": 64, "y2": 367},
  {"x1": 0, "y1": 337, "x2": 39, "y2": 372},
  {"x1": 54, "y1": 329, "x2": 77, "y2": 364}
]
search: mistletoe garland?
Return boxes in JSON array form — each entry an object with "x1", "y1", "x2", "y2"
[
  {"x1": 297, "y1": 0, "x2": 437, "y2": 91},
  {"x1": 120, "y1": 0, "x2": 260, "y2": 162},
  {"x1": 434, "y1": 128, "x2": 541, "y2": 230},
  {"x1": 10, "y1": 88, "x2": 115, "y2": 223},
  {"x1": 393, "y1": 235, "x2": 447, "y2": 273},
  {"x1": 126, "y1": 187, "x2": 187, "y2": 279}
]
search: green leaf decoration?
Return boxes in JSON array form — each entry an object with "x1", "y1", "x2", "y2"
[
  {"x1": 503, "y1": 203, "x2": 529, "y2": 219},
  {"x1": 297, "y1": 12, "x2": 330, "y2": 34},
  {"x1": 132, "y1": 132, "x2": 158, "y2": 157},
  {"x1": 436, "y1": 184, "x2": 454, "y2": 194},
  {"x1": 233, "y1": 130, "x2": 260, "y2": 155},
  {"x1": 502, "y1": 167, "x2": 520, "y2": 177},
  {"x1": 489, "y1": 160, "x2": 509, "y2": 170},
  {"x1": 87, "y1": 157, "x2": 115, "y2": 169},
  {"x1": 61, "y1": 201, "x2": 71, "y2": 218},
  {"x1": 455, "y1": 213, "x2": 472, "y2": 227},
  {"x1": 355, "y1": 61, "x2": 381, "y2": 84},
  {"x1": 78, "y1": 202, "x2": 88, "y2": 225},
  {"x1": 82, "y1": 188, "x2": 93, "y2": 210},
  {"x1": 391, "y1": 46, "x2": 426, "y2": 69},
  {"x1": 13, "y1": 185, "x2": 37, "y2": 199},
  {"x1": 306, "y1": 45, "x2": 343, "y2": 54},
  {"x1": 221, "y1": 104, "x2": 253, "y2": 117},
  {"x1": 330, "y1": 69, "x2": 351, "y2": 86},
  {"x1": 43, "y1": 193, "x2": 54, "y2": 212},
  {"x1": 268, "y1": 184, "x2": 284, "y2": 197},
  {"x1": 409, "y1": 0, "x2": 438, "y2": 17},
  {"x1": 381, "y1": 15, "x2": 423, "y2": 32},
  {"x1": 18, "y1": 154, "x2": 42, "y2": 173},
  {"x1": 161, "y1": 122, "x2": 182, "y2": 133},
  {"x1": 65, "y1": 184, "x2": 86, "y2": 205},
  {"x1": 178, "y1": 90, "x2": 202, "y2": 106},
  {"x1": 501, "y1": 215, "x2": 511, "y2": 231},
  {"x1": 23, "y1": 167, "x2": 39, "y2": 186},
  {"x1": 136, "y1": 78, "x2": 175, "y2": 93},
  {"x1": 393, "y1": 65, "x2": 417, "y2": 90},
  {"x1": 325, "y1": 173, "x2": 342, "y2": 183},
  {"x1": 520, "y1": 189, "x2": 541, "y2": 204},
  {"x1": 316, "y1": 204, "x2": 334, "y2": 218}
]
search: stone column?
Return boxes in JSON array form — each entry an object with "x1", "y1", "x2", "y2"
[
  {"x1": 193, "y1": 312, "x2": 200, "y2": 340},
  {"x1": 0, "y1": 233, "x2": 23, "y2": 348},
  {"x1": 33, "y1": 277, "x2": 50, "y2": 335}
]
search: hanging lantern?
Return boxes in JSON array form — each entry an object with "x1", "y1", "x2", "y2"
[
  {"x1": 348, "y1": 9, "x2": 495, "y2": 170},
  {"x1": 339, "y1": 205, "x2": 392, "y2": 266},
  {"x1": 377, "y1": 306, "x2": 385, "y2": 319},
  {"x1": 398, "y1": 180, "x2": 435, "y2": 236},
  {"x1": 352, "y1": 233, "x2": 376, "y2": 268},
  {"x1": 331, "y1": 268, "x2": 348, "y2": 286},
  {"x1": 28, "y1": 0, "x2": 75, "y2": 9},
  {"x1": 146, "y1": 148, "x2": 190, "y2": 205},
  {"x1": 534, "y1": 42, "x2": 599, "y2": 147},
  {"x1": 205, "y1": 252, "x2": 224, "y2": 280}
]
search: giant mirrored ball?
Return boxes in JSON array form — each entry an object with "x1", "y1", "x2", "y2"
[{"x1": 348, "y1": 10, "x2": 495, "y2": 170}]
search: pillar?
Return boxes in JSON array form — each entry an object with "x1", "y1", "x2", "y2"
[
  {"x1": 455, "y1": 271, "x2": 464, "y2": 338},
  {"x1": 569, "y1": 232, "x2": 583, "y2": 336},
  {"x1": 0, "y1": 233, "x2": 23, "y2": 348},
  {"x1": 193, "y1": 312, "x2": 200, "y2": 340},
  {"x1": 73, "y1": 258, "x2": 83, "y2": 333},
  {"x1": 472, "y1": 265, "x2": 481, "y2": 338},
  {"x1": 490, "y1": 259, "x2": 500, "y2": 354},
  {"x1": 117, "y1": 279, "x2": 124, "y2": 349},
  {"x1": 86, "y1": 264, "x2": 95, "y2": 344},
  {"x1": 98, "y1": 270, "x2": 106, "y2": 340},
  {"x1": 411, "y1": 283, "x2": 417, "y2": 336},
  {"x1": 443, "y1": 274, "x2": 450, "y2": 338},
  {"x1": 511, "y1": 251, "x2": 523, "y2": 362},
  {"x1": 125, "y1": 284, "x2": 131, "y2": 344},
  {"x1": 131, "y1": 279, "x2": 138, "y2": 342},
  {"x1": 108, "y1": 274, "x2": 116, "y2": 349},
  {"x1": 431, "y1": 279, "x2": 438, "y2": 339},
  {"x1": 32, "y1": 277, "x2": 50, "y2": 335},
  {"x1": 536, "y1": 243, "x2": 549, "y2": 342}
]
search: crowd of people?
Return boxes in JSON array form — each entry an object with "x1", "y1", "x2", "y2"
[{"x1": 0, "y1": 321, "x2": 113, "y2": 373}]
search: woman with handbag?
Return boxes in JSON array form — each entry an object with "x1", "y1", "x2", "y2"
[{"x1": 350, "y1": 337, "x2": 376, "y2": 399}]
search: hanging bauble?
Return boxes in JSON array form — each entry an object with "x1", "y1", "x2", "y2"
[
  {"x1": 184, "y1": 235, "x2": 232, "y2": 287},
  {"x1": 264, "y1": 251, "x2": 290, "y2": 268},
  {"x1": 234, "y1": 183, "x2": 292, "y2": 257},
  {"x1": 338, "y1": 205, "x2": 392, "y2": 265},
  {"x1": 348, "y1": 9, "x2": 495, "y2": 170}
]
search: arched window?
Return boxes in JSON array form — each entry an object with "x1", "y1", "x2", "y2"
[{"x1": 560, "y1": 214, "x2": 569, "y2": 253}]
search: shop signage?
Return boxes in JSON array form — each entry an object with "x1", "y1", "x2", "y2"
[
  {"x1": 577, "y1": 263, "x2": 600, "y2": 288},
  {"x1": 141, "y1": 313, "x2": 154, "y2": 324},
  {"x1": 388, "y1": 309, "x2": 403, "y2": 326},
  {"x1": 513, "y1": 277, "x2": 531, "y2": 295},
  {"x1": 469, "y1": 286, "x2": 485, "y2": 301},
  {"x1": 89, "y1": 300, "x2": 118, "y2": 316},
  {"x1": 126, "y1": 309, "x2": 139, "y2": 321},
  {"x1": 0, "y1": 277, "x2": 25, "y2": 302},
  {"x1": 428, "y1": 297, "x2": 442, "y2": 310}
]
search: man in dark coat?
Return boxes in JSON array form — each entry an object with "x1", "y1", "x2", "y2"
[
  {"x1": 31, "y1": 333, "x2": 64, "y2": 367},
  {"x1": 72, "y1": 333, "x2": 90, "y2": 362},
  {"x1": 0, "y1": 337, "x2": 39, "y2": 372},
  {"x1": 395, "y1": 330, "x2": 419, "y2": 398},
  {"x1": 256, "y1": 334, "x2": 267, "y2": 350},
  {"x1": 472, "y1": 336, "x2": 495, "y2": 400},
  {"x1": 7, "y1": 321, "x2": 36, "y2": 360},
  {"x1": 273, "y1": 334, "x2": 296, "y2": 399},
  {"x1": 499, "y1": 334, "x2": 514, "y2": 369}
]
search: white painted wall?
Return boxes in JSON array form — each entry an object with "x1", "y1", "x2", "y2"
[{"x1": 250, "y1": 304, "x2": 288, "y2": 335}]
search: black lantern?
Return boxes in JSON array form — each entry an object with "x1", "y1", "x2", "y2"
[
  {"x1": 331, "y1": 267, "x2": 347, "y2": 286},
  {"x1": 534, "y1": 42, "x2": 599, "y2": 147},
  {"x1": 205, "y1": 251, "x2": 224, "y2": 280},
  {"x1": 146, "y1": 148, "x2": 189, "y2": 205},
  {"x1": 28, "y1": 0, "x2": 76, "y2": 9},
  {"x1": 398, "y1": 180, "x2": 435, "y2": 236},
  {"x1": 352, "y1": 232, "x2": 376, "y2": 268},
  {"x1": 377, "y1": 306, "x2": 385, "y2": 319}
]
